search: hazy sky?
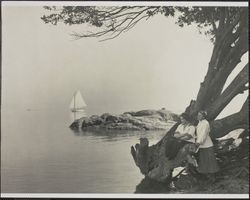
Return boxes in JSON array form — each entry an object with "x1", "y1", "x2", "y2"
[{"x1": 1, "y1": 5, "x2": 248, "y2": 118}]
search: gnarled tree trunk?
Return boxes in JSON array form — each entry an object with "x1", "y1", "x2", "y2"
[{"x1": 131, "y1": 8, "x2": 249, "y2": 182}]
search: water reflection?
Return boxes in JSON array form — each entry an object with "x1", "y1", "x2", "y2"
[
  {"x1": 72, "y1": 129, "x2": 123, "y2": 142},
  {"x1": 70, "y1": 128, "x2": 167, "y2": 144},
  {"x1": 71, "y1": 128, "x2": 143, "y2": 142},
  {"x1": 135, "y1": 177, "x2": 171, "y2": 193},
  {"x1": 68, "y1": 123, "x2": 174, "y2": 193}
]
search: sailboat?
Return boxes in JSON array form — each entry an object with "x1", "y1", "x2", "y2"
[{"x1": 69, "y1": 90, "x2": 87, "y2": 121}]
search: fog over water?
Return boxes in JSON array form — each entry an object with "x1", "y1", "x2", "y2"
[{"x1": 2, "y1": 6, "x2": 248, "y2": 117}]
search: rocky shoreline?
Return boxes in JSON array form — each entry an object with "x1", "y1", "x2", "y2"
[
  {"x1": 70, "y1": 109, "x2": 179, "y2": 131},
  {"x1": 134, "y1": 130, "x2": 249, "y2": 194}
]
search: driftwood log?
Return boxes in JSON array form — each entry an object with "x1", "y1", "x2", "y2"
[{"x1": 131, "y1": 123, "x2": 199, "y2": 183}]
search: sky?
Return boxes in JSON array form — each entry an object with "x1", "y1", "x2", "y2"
[{"x1": 1, "y1": 4, "x2": 248, "y2": 119}]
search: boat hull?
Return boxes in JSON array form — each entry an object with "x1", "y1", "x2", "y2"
[{"x1": 71, "y1": 108, "x2": 85, "y2": 112}]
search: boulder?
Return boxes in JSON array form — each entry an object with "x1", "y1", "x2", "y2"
[
  {"x1": 157, "y1": 109, "x2": 180, "y2": 121},
  {"x1": 105, "y1": 114, "x2": 120, "y2": 123},
  {"x1": 100, "y1": 113, "x2": 111, "y2": 120},
  {"x1": 81, "y1": 118, "x2": 92, "y2": 127},
  {"x1": 90, "y1": 115, "x2": 103, "y2": 125}
]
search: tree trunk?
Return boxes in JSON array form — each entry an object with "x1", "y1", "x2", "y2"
[
  {"x1": 187, "y1": 9, "x2": 248, "y2": 120},
  {"x1": 131, "y1": 8, "x2": 249, "y2": 182}
]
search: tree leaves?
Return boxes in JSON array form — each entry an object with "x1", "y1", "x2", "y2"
[{"x1": 41, "y1": 6, "x2": 246, "y2": 42}]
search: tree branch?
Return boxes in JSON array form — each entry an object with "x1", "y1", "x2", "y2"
[
  {"x1": 70, "y1": 7, "x2": 159, "y2": 41},
  {"x1": 220, "y1": 11, "x2": 241, "y2": 42},
  {"x1": 210, "y1": 95, "x2": 249, "y2": 138},
  {"x1": 216, "y1": 7, "x2": 226, "y2": 34},
  {"x1": 206, "y1": 63, "x2": 249, "y2": 120}
]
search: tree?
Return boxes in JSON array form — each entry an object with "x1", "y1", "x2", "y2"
[{"x1": 42, "y1": 6, "x2": 249, "y2": 182}]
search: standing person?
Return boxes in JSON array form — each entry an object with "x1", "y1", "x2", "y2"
[{"x1": 196, "y1": 110, "x2": 219, "y2": 182}]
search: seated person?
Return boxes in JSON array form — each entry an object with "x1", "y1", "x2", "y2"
[
  {"x1": 165, "y1": 113, "x2": 196, "y2": 160},
  {"x1": 174, "y1": 112, "x2": 195, "y2": 143}
]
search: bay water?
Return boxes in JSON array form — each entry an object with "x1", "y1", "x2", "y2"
[{"x1": 1, "y1": 109, "x2": 172, "y2": 193}]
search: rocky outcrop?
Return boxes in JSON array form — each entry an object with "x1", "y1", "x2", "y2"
[{"x1": 70, "y1": 109, "x2": 179, "y2": 131}]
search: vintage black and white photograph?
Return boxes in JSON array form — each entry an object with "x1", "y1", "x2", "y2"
[{"x1": 1, "y1": 1, "x2": 249, "y2": 198}]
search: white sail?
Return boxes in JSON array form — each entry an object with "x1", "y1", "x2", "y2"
[{"x1": 69, "y1": 90, "x2": 87, "y2": 111}]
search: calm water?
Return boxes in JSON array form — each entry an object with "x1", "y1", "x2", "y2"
[{"x1": 1, "y1": 109, "x2": 172, "y2": 193}]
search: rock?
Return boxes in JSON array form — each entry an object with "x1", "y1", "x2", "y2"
[
  {"x1": 173, "y1": 174, "x2": 198, "y2": 190},
  {"x1": 105, "y1": 114, "x2": 119, "y2": 123},
  {"x1": 135, "y1": 177, "x2": 171, "y2": 193},
  {"x1": 119, "y1": 113, "x2": 132, "y2": 122},
  {"x1": 69, "y1": 121, "x2": 80, "y2": 129},
  {"x1": 101, "y1": 122, "x2": 140, "y2": 130},
  {"x1": 70, "y1": 117, "x2": 86, "y2": 129},
  {"x1": 134, "y1": 110, "x2": 158, "y2": 116},
  {"x1": 144, "y1": 114, "x2": 164, "y2": 121},
  {"x1": 71, "y1": 108, "x2": 178, "y2": 131},
  {"x1": 123, "y1": 111, "x2": 136, "y2": 116},
  {"x1": 81, "y1": 118, "x2": 92, "y2": 127},
  {"x1": 81, "y1": 115, "x2": 103, "y2": 128},
  {"x1": 100, "y1": 113, "x2": 111, "y2": 120},
  {"x1": 90, "y1": 115, "x2": 103, "y2": 125}
]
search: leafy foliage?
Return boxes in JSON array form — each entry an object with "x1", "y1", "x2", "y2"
[{"x1": 41, "y1": 6, "x2": 246, "y2": 42}]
